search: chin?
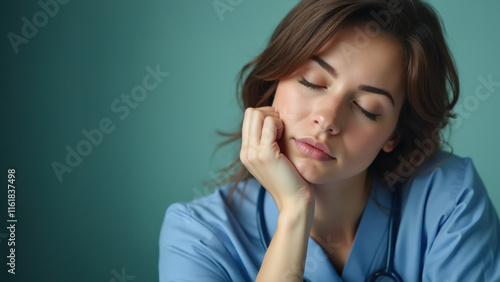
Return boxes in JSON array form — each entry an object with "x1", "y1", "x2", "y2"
[
  {"x1": 290, "y1": 156, "x2": 334, "y2": 184},
  {"x1": 280, "y1": 140, "x2": 330, "y2": 183}
]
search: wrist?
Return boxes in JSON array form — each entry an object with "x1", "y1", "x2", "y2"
[
  {"x1": 278, "y1": 199, "x2": 314, "y2": 231},
  {"x1": 277, "y1": 185, "x2": 315, "y2": 213}
]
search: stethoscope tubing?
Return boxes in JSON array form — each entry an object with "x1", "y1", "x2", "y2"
[
  {"x1": 257, "y1": 185, "x2": 271, "y2": 250},
  {"x1": 367, "y1": 186, "x2": 403, "y2": 282}
]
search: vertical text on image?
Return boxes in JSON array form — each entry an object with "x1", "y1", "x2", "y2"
[{"x1": 6, "y1": 169, "x2": 17, "y2": 275}]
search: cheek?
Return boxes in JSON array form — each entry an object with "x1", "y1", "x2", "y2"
[
  {"x1": 272, "y1": 82, "x2": 310, "y2": 126},
  {"x1": 344, "y1": 124, "x2": 393, "y2": 161}
]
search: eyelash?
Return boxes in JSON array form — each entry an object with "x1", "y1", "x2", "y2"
[
  {"x1": 298, "y1": 77, "x2": 324, "y2": 90},
  {"x1": 353, "y1": 102, "x2": 379, "y2": 122},
  {"x1": 298, "y1": 77, "x2": 380, "y2": 122}
]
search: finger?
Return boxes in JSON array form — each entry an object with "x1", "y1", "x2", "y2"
[
  {"x1": 257, "y1": 106, "x2": 276, "y2": 112},
  {"x1": 276, "y1": 118, "x2": 284, "y2": 141},
  {"x1": 248, "y1": 108, "x2": 264, "y2": 147},
  {"x1": 261, "y1": 108, "x2": 282, "y2": 140},
  {"x1": 256, "y1": 107, "x2": 279, "y2": 119},
  {"x1": 248, "y1": 108, "x2": 280, "y2": 146},
  {"x1": 241, "y1": 107, "x2": 252, "y2": 149},
  {"x1": 261, "y1": 116, "x2": 278, "y2": 145}
]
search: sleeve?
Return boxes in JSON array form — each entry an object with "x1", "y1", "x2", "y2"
[
  {"x1": 422, "y1": 159, "x2": 500, "y2": 281},
  {"x1": 158, "y1": 203, "x2": 231, "y2": 282}
]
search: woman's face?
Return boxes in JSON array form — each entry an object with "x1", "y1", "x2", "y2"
[{"x1": 272, "y1": 26, "x2": 405, "y2": 185}]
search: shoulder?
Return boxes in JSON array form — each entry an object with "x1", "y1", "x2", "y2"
[
  {"x1": 160, "y1": 178, "x2": 261, "y2": 234},
  {"x1": 418, "y1": 151, "x2": 476, "y2": 182},
  {"x1": 399, "y1": 151, "x2": 500, "y2": 245},
  {"x1": 158, "y1": 178, "x2": 262, "y2": 281},
  {"x1": 406, "y1": 151, "x2": 486, "y2": 207},
  {"x1": 402, "y1": 151, "x2": 491, "y2": 219},
  {"x1": 400, "y1": 152, "x2": 500, "y2": 280}
]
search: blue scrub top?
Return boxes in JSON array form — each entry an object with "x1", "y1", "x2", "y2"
[{"x1": 159, "y1": 152, "x2": 500, "y2": 281}]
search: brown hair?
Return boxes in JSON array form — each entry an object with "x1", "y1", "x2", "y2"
[{"x1": 214, "y1": 0, "x2": 459, "y2": 205}]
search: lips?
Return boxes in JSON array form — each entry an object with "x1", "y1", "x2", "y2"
[{"x1": 293, "y1": 137, "x2": 335, "y2": 161}]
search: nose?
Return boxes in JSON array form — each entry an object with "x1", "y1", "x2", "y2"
[{"x1": 311, "y1": 96, "x2": 343, "y2": 135}]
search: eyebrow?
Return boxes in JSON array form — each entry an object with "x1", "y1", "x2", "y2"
[
  {"x1": 358, "y1": 85, "x2": 395, "y2": 106},
  {"x1": 312, "y1": 56, "x2": 338, "y2": 78},
  {"x1": 311, "y1": 55, "x2": 395, "y2": 106}
]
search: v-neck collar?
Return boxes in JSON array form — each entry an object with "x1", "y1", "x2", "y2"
[{"x1": 262, "y1": 179, "x2": 392, "y2": 281}]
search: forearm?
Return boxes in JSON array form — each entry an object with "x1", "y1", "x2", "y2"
[{"x1": 256, "y1": 206, "x2": 313, "y2": 282}]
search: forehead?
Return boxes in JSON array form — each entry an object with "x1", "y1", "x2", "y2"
[{"x1": 313, "y1": 25, "x2": 405, "y2": 101}]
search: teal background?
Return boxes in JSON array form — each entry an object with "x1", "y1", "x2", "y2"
[{"x1": 1, "y1": 0, "x2": 499, "y2": 281}]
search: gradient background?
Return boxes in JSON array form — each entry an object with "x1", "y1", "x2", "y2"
[{"x1": 1, "y1": 0, "x2": 499, "y2": 281}]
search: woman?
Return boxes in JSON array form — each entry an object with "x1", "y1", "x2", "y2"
[{"x1": 159, "y1": 0, "x2": 500, "y2": 281}]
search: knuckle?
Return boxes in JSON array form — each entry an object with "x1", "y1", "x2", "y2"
[
  {"x1": 244, "y1": 107, "x2": 254, "y2": 117},
  {"x1": 240, "y1": 146, "x2": 248, "y2": 157},
  {"x1": 239, "y1": 151, "x2": 250, "y2": 167},
  {"x1": 252, "y1": 109, "x2": 264, "y2": 119},
  {"x1": 241, "y1": 145, "x2": 272, "y2": 164},
  {"x1": 246, "y1": 147, "x2": 258, "y2": 160}
]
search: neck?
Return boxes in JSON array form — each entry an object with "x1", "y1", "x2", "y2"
[{"x1": 310, "y1": 171, "x2": 371, "y2": 244}]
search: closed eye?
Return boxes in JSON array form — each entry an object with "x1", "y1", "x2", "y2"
[
  {"x1": 353, "y1": 101, "x2": 380, "y2": 122},
  {"x1": 298, "y1": 77, "x2": 325, "y2": 90},
  {"x1": 299, "y1": 77, "x2": 380, "y2": 122}
]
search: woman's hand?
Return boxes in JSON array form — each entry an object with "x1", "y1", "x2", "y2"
[
  {"x1": 240, "y1": 106, "x2": 314, "y2": 213},
  {"x1": 242, "y1": 106, "x2": 314, "y2": 281}
]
